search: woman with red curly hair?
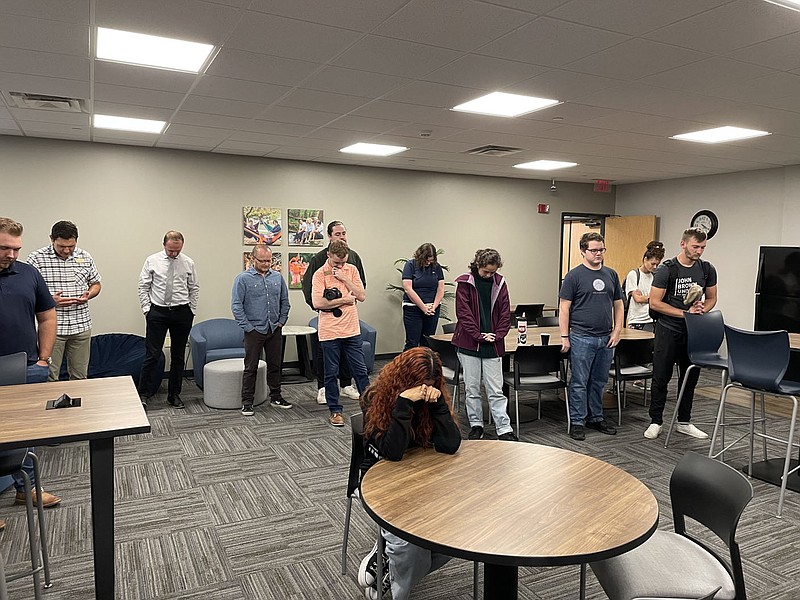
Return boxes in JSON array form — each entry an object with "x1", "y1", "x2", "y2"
[{"x1": 357, "y1": 346, "x2": 460, "y2": 600}]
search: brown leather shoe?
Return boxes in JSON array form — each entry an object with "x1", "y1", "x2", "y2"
[
  {"x1": 15, "y1": 489, "x2": 61, "y2": 508},
  {"x1": 0, "y1": 517, "x2": 5, "y2": 530},
  {"x1": 329, "y1": 412, "x2": 345, "y2": 427}
]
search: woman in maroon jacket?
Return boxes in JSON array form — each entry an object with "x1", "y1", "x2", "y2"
[
  {"x1": 451, "y1": 248, "x2": 516, "y2": 441},
  {"x1": 357, "y1": 347, "x2": 460, "y2": 600}
]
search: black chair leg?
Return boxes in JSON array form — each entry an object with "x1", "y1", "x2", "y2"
[{"x1": 341, "y1": 496, "x2": 352, "y2": 575}]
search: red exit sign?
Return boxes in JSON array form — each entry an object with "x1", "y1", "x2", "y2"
[{"x1": 594, "y1": 179, "x2": 611, "y2": 193}]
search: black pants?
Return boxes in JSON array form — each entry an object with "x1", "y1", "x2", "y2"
[
  {"x1": 649, "y1": 321, "x2": 699, "y2": 424},
  {"x1": 314, "y1": 334, "x2": 351, "y2": 389},
  {"x1": 242, "y1": 328, "x2": 283, "y2": 404},
  {"x1": 402, "y1": 305, "x2": 439, "y2": 350},
  {"x1": 138, "y1": 304, "x2": 193, "y2": 398}
]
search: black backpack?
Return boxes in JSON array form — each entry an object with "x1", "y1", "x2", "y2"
[{"x1": 649, "y1": 258, "x2": 710, "y2": 322}]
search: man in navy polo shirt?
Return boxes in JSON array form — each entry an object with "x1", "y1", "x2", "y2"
[{"x1": 0, "y1": 217, "x2": 61, "y2": 521}]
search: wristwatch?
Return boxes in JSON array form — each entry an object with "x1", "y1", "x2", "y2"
[{"x1": 38, "y1": 356, "x2": 52, "y2": 365}]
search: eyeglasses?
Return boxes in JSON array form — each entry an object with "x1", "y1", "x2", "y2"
[{"x1": 585, "y1": 248, "x2": 607, "y2": 254}]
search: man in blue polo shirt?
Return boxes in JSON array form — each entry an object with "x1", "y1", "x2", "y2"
[
  {"x1": 0, "y1": 217, "x2": 61, "y2": 524},
  {"x1": 232, "y1": 244, "x2": 292, "y2": 416}
]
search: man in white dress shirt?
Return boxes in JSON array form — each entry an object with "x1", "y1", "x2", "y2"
[{"x1": 137, "y1": 230, "x2": 199, "y2": 409}]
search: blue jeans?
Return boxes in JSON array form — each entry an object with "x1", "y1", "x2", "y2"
[
  {"x1": 568, "y1": 333, "x2": 613, "y2": 426},
  {"x1": 13, "y1": 364, "x2": 49, "y2": 490},
  {"x1": 383, "y1": 528, "x2": 451, "y2": 600},
  {"x1": 457, "y1": 352, "x2": 512, "y2": 435},
  {"x1": 402, "y1": 305, "x2": 439, "y2": 350},
  {"x1": 321, "y1": 335, "x2": 370, "y2": 413}
]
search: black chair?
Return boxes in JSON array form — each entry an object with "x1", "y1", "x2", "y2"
[
  {"x1": 503, "y1": 344, "x2": 569, "y2": 435},
  {"x1": 665, "y1": 311, "x2": 734, "y2": 449},
  {"x1": 342, "y1": 413, "x2": 365, "y2": 575},
  {"x1": 536, "y1": 316, "x2": 559, "y2": 327},
  {"x1": 514, "y1": 303, "x2": 544, "y2": 322},
  {"x1": 590, "y1": 452, "x2": 753, "y2": 600},
  {"x1": 425, "y1": 336, "x2": 462, "y2": 412},
  {"x1": 0, "y1": 352, "x2": 52, "y2": 600},
  {"x1": 709, "y1": 325, "x2": 800, "y2": 518},
  {"x1": 441, "y1": 322, "x2": 457, "y2": 334},
  {"x1": 608, "y1": 338, "x2": 654, "y2": 426}
]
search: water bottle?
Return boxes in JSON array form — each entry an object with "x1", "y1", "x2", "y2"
[{"x1": 517, "y1": 312, "x2": 527, "y2": 345}]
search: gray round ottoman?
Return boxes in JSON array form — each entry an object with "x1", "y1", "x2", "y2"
[{"x1": 203, "y1": 358, "x2": 267, "y2": 409}]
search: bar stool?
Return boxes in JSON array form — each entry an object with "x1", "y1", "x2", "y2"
[{"x1": 0, "y1": 449, "x2": 52, "y2": 600}]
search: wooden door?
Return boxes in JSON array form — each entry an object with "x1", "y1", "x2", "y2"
[{"x1": 603, "y1": 216, "x2": 658, "y2": 284}]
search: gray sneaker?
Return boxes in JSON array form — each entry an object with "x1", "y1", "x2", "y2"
[{"x1": 241, "y1": 404, "x2": 254, "y2": 416}]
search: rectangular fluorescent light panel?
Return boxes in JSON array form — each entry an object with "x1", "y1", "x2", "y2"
[
  {"x1": 94, "y1": 114, "x2": 166, "y2": 134},
  {"x1": 452, "y1": 92, "x2": 561, "y2": 117},
  {"x1": 340, "y1": 143, "x2": 408, "y2": 156},
  {"x1": 671, "y1": 126, "x2": 771, "y2": 144},
  {"x1": 763, "y1": 0, "x2": 800, "y2": 12},
  {"x1": 96, "y1": 27, "x2": 215, "y2": 73},
  {"x1": 513, "y1": 160, "x2": 578, "y2": 170}
]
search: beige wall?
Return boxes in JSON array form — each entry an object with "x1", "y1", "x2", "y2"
[
  {"x1": 0, "y1": 135, "x2": 615, "y2": 357},
  {"x1": 615, "y1": 165, "x2": 800, "y2": 330}
]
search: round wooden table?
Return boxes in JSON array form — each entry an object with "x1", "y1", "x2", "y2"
[{"x1": 360, "y1": 440, "x2": 659, "y2": 599}]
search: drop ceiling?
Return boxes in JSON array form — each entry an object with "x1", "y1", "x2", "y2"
[{"x1": 2, "y1": 0, "x2": 800, "y2": 184}]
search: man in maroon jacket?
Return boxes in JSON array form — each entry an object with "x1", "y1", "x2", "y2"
[{"x1": 451, "y1": 248, "x2": 516, "y2": 441}]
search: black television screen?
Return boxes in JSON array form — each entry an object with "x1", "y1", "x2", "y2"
[
  {"x1": 757, "y1": 246, "x2": 800, "y2": 298},
  {"x1": 755, "y1": 294, "x2": 800, "y2": 333}
]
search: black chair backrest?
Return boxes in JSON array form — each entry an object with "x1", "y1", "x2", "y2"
[
  {"x1": 442, "y1": 322, "x2": 457, "y2": 334},
  {"x1": 347, "y1": 413, "x2": 365, "y2": 498},
  {"x1": 536, "y1": 316, "x2": 559, "y2": 327},
  {"x1": 685, "y1": 311, "x2": 725, "y2": 359},
  {"x1": 514, "y1": 304, "x2": 544, "y2": 320},
  {"x1": 513, "y1": 344, "x2": 565, "y2": 378},
  {"x1": 670, "y1": 452, "x2": 753, "y2": 600},
  {"x1": 425, "y1": 336, "x2": 461, "y2": 376},
  {"x1": 613, "y1": 338, "x2": 653, "y2": 369},
  {"x1": 724, "y1": 325, "x2": 789, "y2": 392},
  {"x1": 0, "y1": 351, "x2": 27, "y2": 386}
]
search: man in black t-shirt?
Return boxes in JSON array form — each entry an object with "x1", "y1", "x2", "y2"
[{"x1": 645, "y1": 228, "x2": 718, "y2": 440}]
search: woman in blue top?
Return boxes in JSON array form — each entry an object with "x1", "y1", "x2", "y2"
[{"x1": 402, "y1": 243, "x2": 445, "y2": 350}]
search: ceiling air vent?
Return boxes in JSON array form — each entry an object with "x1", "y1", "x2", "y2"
[
  {"x1": 464, "y1": 144, "x2": 523, "y2": 157},
  {"x1": 7, "y1": 92, "x2": 85, "y2": 112}
]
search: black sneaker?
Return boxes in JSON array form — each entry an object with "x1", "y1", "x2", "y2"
[
  {"x1": 270, "y1": 397, "x2": 293, "y2": 409},
  {"x1": 569, "y1": 425, "x2": 586, "y2": 441},
  {"x1": 497, "y1": 432, "x2": 519, "y2": 442},
  {"x1": 468, "y1": 426, "x2": 485, "y2": 440},
  {"x1": 586, "y1": 419, "x2": 617, "y2": 435},
  {"x1": 167, "y1": 395, "x2": 184, "y2": 409},
  {"x1": 241, "y1": 404, "x2": 254, "y2": 416},
  {"x1": 357, "y1": 541, "x2": 390, "y2": 591}
]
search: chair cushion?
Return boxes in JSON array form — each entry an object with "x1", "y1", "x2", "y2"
[
  {"x1": 442, "y1": 366, "x2": 456, "y2": 381},
  {"x1": 618, "y1": 365, "x2": 652, "y2": 377},
  {"x1": 590, "y1": 530, "x2": 735, "y2": 600},
  {"x1": 206, "y1": 348, "x2": 246, "y2": 362},
  {"x1": 518, "y1": 375, "x2": 561, "y2": 384},
  {"x1": 691, "y1": 352, "x2": 727, "y2": 371}
]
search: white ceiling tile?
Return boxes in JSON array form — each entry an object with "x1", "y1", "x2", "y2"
[
  {"x1": 226, "y1": 12, "x2": 363, "y2": 62},
  {"x1": 384, "y1": 122, "x2": 465, "y2": 139},
  {"x1": 249, "y1": 120, "x2": 318, "y2": 136},
  {"x1": 0, "y1": 0, "x2": 89, "y2": 24},
  {"x1": 163, "y1": 123, "x2": 231, "y2": 142},
  {"x1": 246, "y1": 0, "x2": 409, "y2": 31},
  {"x1": 93, "y1": 61, "x2": 197, "y2": 93},
  {"x1": 276, "y1": 89, "x2": 371, "y2": 114},
  {"x1": 373, "y1": 0, "x2": 530, "y2": 51},
  {"x1": 0, "y1": 47, "x2": 89, "y2": 81},
  {"x1": 332, "y1": 36, "x2": 462, "y2": 78},
  {"x1": 0, "y1": 119, "x2": 20, "y2": 132},
  {"x1": 92, "y1": 101, "x2": 174, "y2": 121},
  {"x1": 351, "y1": 99, "x2": 447, "y2": 123},
  {"x1": 297, "y1": 128, "x2": 364, "y2": 143},
  {"x1": 726, "y1": 32, "x2": 800, "y2": 72},
  {"x1": 257, "y1": 105, "x2": 340, "y2": 127},
  {"x1": 94, "y1": 135, "x2": 157, "y2": 146},
  {"x1": 206, "y1": 49, "x2": 321, "y2": 86},
  {"x1": 265, "y1": 150, "x2": 325, "y2": 161},
  {"x1": 0, "y1": 72, "x2": 90, "y2": 99},
  {"x1": 214, "y1": 139, "x2": 278, "y2": 153},
  {"x1": 171, "y1": 111, "x2": 253, "y2": 129},
  {"x1": 565, "y1": 39, "x2": 708, "y2": 81},
  {"x1": 423, "y1": 55, "x2": 548, "y2": 90},
  {"x1": 644, "y1": 0, "x2": 800, "y2": 54},
  {"x1": 478, "y1": 0, "x2": 568, "y2": 14},
  {"x1": 523, "y1": 103, "x2": 617, "y2": 126},
  {"x1": 506, "y1": 69, "x2": 620, "y2": 102},
  {"x1": 25, "y1": 129, "x2": 89, "y2": 142},
  {"x1": 7, "y1": 108, "x2": 88, "y2": 125},
  {"x1": 192, "y1": 76, "x2": 291, "y2": 104},
  {"x1": 704, "y1": 72, "x2": 800, "y2": 105},
  {"x1": 156, "y1": 134, "x2": 219, "y2": 151},
  {"x1": 181, "y1": 95, "x2": 265, "y2": 118},
  {"x1": 300, "y1": 66, "x2": 410, "y2": 98},
  {"x1": 639, "y1": 57, "x2": 777, "y2": 94},
  {"x1": 94, "y1": 84, "x2": 185, "y2": 110},
  {"x1": 383, "y1": 81, "x2": 482, "y2": 108},
  {"x1": 320, "y1": 115, "x2": 410, "y2": 135},
  {"x1": 476, "y1": 17, "x2": 629, "y2": 67},
  {"x1": 18, "y1": 120, "x2": 90, "y2": 135},
  {"x1": 212, "y1": 146, "x2": 268, "y2": 156},
  {"x1": 0, "y1": 15, "x2": 88, "y2": 56},
  {"x1": 0, "y1": 107, "x2": 12, "y2": 120}
]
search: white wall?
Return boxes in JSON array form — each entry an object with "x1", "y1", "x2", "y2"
[
  {"x1": 616, "y1": 165, "x2": 800, "y2": 329},
  {"x1": 0, "y1": 136, "x2": 614, "y2": 356}
]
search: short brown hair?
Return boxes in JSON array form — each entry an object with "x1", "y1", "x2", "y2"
[
  {"x1": 682, "y1": 228, "x2": 707, "y2": 243},
  {"x1": 163, "y1": 230, "x2": 184, "y2": 244},
  {"x1": 329, "y1": 240, "x2": 349, "y2": 258},
  {"x1": 0, "y1": 217, "x2": 23, "y2": 236},
  {"x1": 414, "y1": 242, "x2": 437, "y2": 269},
  {"x1": 580, "y1": 232, "x2": 604, "y2": 251},
  {"x1": 469, "y1": 248, "x2": 503, "y2": 271}
]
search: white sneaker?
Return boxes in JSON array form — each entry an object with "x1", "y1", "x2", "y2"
[
  {"x1": 643, "y1": 423, "x2": 662, "y2": 439},
  {"x1": 316, "y1": 388, "x2": 326, "y2": 404},
  {"x1": 341, "y1": 385, "x2": 361, "y2": 400},
  {"x1": 675, "y1": 422, "x2": 709, "y2": 439}
]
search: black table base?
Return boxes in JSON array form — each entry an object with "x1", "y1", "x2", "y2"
[{"x1": 743, "y1": 458, "x2": 800, "y2": 493}]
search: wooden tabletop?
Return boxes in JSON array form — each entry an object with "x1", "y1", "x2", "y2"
[
  {"x1": 790, "y1": 333, "x2": 800, "y2": 350},
  {"x1": 360, "y1": 440, "x2": 659, "y2": 567},
  {"x1": 431, "y1": 326, "x2": 653, "y2": 353},
  {"x1": 0, "y1": 376, "x2": 150, "y2": 449}
]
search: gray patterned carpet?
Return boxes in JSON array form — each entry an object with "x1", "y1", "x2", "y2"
[{"x1": 2, "y1": 365, "x2": 799, "y2": 599}]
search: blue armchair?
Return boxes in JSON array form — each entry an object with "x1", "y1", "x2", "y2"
[
  {"x1": 308, "y1": 317, "x2": 377, "y2": 373},
  {"x1": 189, "y1": 318, "x2": 245, "y2": 389}
]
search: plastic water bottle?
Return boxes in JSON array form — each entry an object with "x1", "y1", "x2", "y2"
[{"x1": 517, "y1": 313, "x2": 527, "y2": 345}]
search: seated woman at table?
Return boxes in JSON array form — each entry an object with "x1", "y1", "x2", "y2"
[{"x1": 358, "y1": 346, "x2": 461, "y2": 600}]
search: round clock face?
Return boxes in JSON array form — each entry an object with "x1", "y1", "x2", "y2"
[{"x1": 690, "y1": 210, "x2": 718, "y2": 239}]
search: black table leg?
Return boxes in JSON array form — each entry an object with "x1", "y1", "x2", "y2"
[
  {"x1": 89, "y1": 437, "x2": 115, "y2": 600},
  {"x1": 484, "y1": 563, "x2": 518, "y2": 599},
  {"x1": 296, "y1": 334, "x2": 314, "y2": 381}
]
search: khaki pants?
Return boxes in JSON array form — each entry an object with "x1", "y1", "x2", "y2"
[{"x1": 49, "y1": 329, "x2": 92, "y2": 381}]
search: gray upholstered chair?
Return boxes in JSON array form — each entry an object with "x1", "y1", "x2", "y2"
[
  {"x1": 308, "y1": 317, "x2": 377, "y2": 373},
  {"x1": 189, "y1": 318, "x2": 245, "y2": 388}
]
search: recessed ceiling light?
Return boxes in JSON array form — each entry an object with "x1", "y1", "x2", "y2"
[
  {"x1": 93, "y1": 114, "x2": 166, "y2": 134},
  {"x1": 452, "y1": 92, "x2": 561, "y2": 118},
  {"x1": 513, "y1": 160, "x2": 578, "y2": 171},
  {"x1": 763, "y1": 0, "x2": 800, "y2": 12},
  {"x1": 340, "y1": 143, "x2": 408, "y2": 156},
  {"x1": 670, "y1": 126, "x2": 771, "y2": 144},
  {"x1": 96, "y1": 27, "x2": 215, "y2": 73}
]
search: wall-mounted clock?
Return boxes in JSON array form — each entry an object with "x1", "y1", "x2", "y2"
[{"x1": 690, "y1": 210, "x2": 718, "y2": 239}]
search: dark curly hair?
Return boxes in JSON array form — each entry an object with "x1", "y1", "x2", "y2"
[
  {"x1": 644, "y1": 240, "x2": 665, "y2": 261},
  {"x1": 361, "y1": 347, "x2": 457, "y2": 444},
  {"x1": 468, "y1": 248, "x2": 503, "y2": 272}
]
